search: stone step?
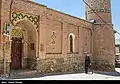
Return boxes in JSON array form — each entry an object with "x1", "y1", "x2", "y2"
[
  {"x1": 7, "y1": 70, "x2": 38, "y2": 79},
  {"x1": 17, "y1": 70, "x2": 37, "y2": 75}
]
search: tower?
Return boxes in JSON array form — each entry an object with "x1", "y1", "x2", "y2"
[
  {"x1": 85, "y1": 0, "x2": 112, "y2": 24},
  {"x1": 85, "y1": 0, "x2": 115, "y2": 71}
]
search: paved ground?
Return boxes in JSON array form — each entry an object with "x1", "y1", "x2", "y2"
[
  {"x1": 0, "y1": 68, "x2": 120, "y2": 80},
  {"x1": 15, "y1": 68, "x2": 120, "y2": 80}
]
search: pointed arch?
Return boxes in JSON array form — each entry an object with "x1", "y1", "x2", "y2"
[{"x1": 9, "y1": 19, "x2": 38, "y2": 69}]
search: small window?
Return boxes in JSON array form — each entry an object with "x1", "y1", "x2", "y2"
[
  {"x1": 31, "y1": 43, "x2": 34, "y2": 50},
  {"x1": 68, "y1": 33, "x2": 75, "y2": 53},
  {"x1": 70, "y1": 35, "x2": 73, "y2": 53}
]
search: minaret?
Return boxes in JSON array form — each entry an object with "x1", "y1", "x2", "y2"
[
  {"x1": 85, "y1": 0, "x2": 112, "y2": 24},
  {"x1": 85, "y1": 0, "x2": 115, "y2": 71}
]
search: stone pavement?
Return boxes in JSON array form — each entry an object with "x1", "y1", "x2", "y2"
[
  {"x1": 0, "y1": 69, "x2": 120, "y2": 80},
  {"x1": 0, "y1": 70, "x2": 84, "y2": 80}
]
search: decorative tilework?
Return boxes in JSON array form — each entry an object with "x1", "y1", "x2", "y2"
[
  {"x1": 51, "y1": 32, "x2": 56, "y2": 45},
  {"x1": 10, "y1": 26, "x2": 23, "y2": 38},
  {"x1": 11, "y1": 12, "x2": 39, "y2": 29},
  {"x1": 88, "y1": 9, "x2": 110, "y2": 14},
  {"x1": 98, "y1": 0, "x2": 111, "y2": 10},
  {"x1": 88, "y1": 0, "x2": 111, "y2": 14}
]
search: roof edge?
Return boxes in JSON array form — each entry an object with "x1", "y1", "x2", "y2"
[
  {"x1": 47, "y1": 8, "x2": 92, "y2": 24},
  {"x1": 22, "y1": 0, "x2": 47, "y2": 7}
]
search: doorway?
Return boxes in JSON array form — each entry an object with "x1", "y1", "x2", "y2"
[
  {"x1": 10, "y1": 37, "x2": 23, "y2": 70},
  {"x1": 10, "y1": 20, "x2": 37, "y2": 71}
]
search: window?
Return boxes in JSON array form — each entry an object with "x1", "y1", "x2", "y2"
[
  {"x1": 70, "y1": 35, "x2": 73, "y2": 53},
  {"x1": 68, "y1": 33, "x2": 75, "y2": 53},
  {"x1": 31, "y1": 43, "x2": 34, "y2": 50}
]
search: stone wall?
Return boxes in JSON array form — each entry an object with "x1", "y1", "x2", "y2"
[
  {"x1": 93, "y1": 60, "x2": 115, "y2": 71},
  {"x1": 37, "y1": 54, "x2": 85, "y2": 73}
]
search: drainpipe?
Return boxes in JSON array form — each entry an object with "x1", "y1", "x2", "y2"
[
  {"x1": 91, "y1": 23, "x2": 94, "y2": 68},
  {"x1": 2, "y1": 23, "x2": 7, "y2": 76},
  {"x1": 89, "y1": 20, "x2": 96, "y2": 69},
  {"x1": 37, "y1": 15, "x2": 40, "y2": 59},
  {"x1": 2, "y1": 22, "x2": 11, "y2": 76}
]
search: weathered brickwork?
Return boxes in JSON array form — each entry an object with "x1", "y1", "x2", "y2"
[
  {"x1": 86, "y1": 0, "x2": 115, "y2": 71},
  {"x1": 0, "y1": 0, "x2": 115, "y2": 75}
]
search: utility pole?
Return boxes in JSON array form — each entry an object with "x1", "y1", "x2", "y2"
[
  {"x1": 2, "y1": 23, "x2": 7, "y2": 75},
  {"x1": 2, "y1": 23, "x2": 11, "y2": 76},
  {"x1": 3, "y1": 35, "x2": 6, "y2": 75}
]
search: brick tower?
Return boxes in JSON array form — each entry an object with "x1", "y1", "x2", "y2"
[{"x1": 85, "y1": 0, "x2": 115, "y2": 71}]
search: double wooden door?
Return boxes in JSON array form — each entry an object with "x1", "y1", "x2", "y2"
[{"x1": 10, "y1": 37, "x2": 23, "y2": 70}]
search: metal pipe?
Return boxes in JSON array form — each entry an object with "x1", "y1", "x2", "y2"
[
  {"x1": 3, "y1": 42, "x2": 6, "y2": 74},
  {"x1": 91, "y1": 23, "x2": 94, "y2": 65},
  {"x1": 2, "y1": 23, "x2": 6, "y2": 75},
  {"x1": 37, "y1": 15, "x2": 40, "y2": 59}
]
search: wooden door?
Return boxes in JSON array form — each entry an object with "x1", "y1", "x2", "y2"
[{"x1": 10, "y1": 37, "x2": 23, "y2": 70}]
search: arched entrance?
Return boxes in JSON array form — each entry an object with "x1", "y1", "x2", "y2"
[{"x1": 10, "y1": 20, "x2": 37, "y2": 70}]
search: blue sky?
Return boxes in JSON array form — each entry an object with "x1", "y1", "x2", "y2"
[{"x1": 33, "y1": 0, "x2": 120, "y2": 39}]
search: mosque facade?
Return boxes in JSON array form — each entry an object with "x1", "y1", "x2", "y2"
[{"x1": 0, "y1": 0, "x2": 115, "y2": 74}]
